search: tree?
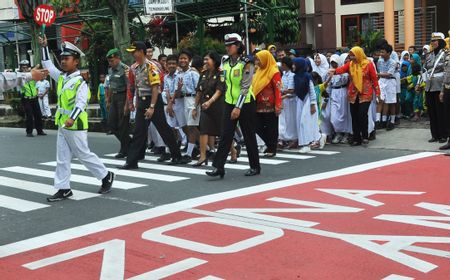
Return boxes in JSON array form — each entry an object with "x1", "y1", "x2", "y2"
[
  {"x1": 106, "y1": 0, "x2": 132, "y2": 64},
  {"x1": 146, "y1": 16, "x2": 177, "y2": 53},
  {"x1": 16, "y1": 0, "x2": 44, "y2": 66}
]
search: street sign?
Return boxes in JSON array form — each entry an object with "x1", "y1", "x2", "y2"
[
  {"x1": 33, "y1": 5, "x2": 56, "y2": 26},
  {"x1": 144, "y1": 0, "x2": 173, "y2": 15}
]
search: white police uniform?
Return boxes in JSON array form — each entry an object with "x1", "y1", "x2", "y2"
[
  {"x1": 0, "y1": 72, "x2": 32, "y2": 92},
  {"x1": 41, "y1": 42, "x2": 111, "y2": 196}
]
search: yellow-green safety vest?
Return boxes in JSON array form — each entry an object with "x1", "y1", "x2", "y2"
[
  {"x1": 55, "y1": 75, "x2": 91, "y2": 130},
  {"x1": 222, "y1": 59, "x2": 254, "y2": 105},
  {"x1": 22, "y1": 80, "x2": 37, "y2": 99}
]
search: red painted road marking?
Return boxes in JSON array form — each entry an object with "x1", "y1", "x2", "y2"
[{"x1": 0, "y1": 152, "x2": 449, "y2": 279}]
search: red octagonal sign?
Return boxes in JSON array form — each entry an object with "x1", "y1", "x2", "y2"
[{"x1": 33, "y1": 4, "x2": 56, "y2": 26}]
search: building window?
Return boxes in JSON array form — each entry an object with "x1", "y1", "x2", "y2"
[{"x1": 341, "y1": 0, "x2": 382, "y2": 4}]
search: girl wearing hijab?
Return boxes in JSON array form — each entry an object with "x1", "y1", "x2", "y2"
[
  {"x1": 312, "y1": 53, "x2": 330, "y2": 81},
  {"x1": 278, "y1": 57, "x2": 298, "y2": 149},
  {"x1": 328, "y1": 54, "x2": 351, "y2": 144},
  {"x1": 252, "y1": 50, "x2": 283, "y2": 157},
  {"x1": 293, "y1": 58, "x2": 326, "y2": 153},
  {"x1": 400, "y1": 60, "x2": 413, "y2": 118},
  {"x1": 330, "y1": 47, "x2": 381, "y2": 146}
]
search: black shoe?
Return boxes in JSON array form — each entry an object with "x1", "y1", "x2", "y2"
[
  {"x1": 438, "y1": 138, "x2": 447, "y2": 143},
  {"x1": 439, "y1": 143, "x2": 450, "y2": 150},
  {"x1": 263, "y1": 152, "x2": 276, "y2": 158},
  {"x1": 235, "y1": 144, "x2": 242, "y2": 157},
  {"x1": 351, "y1": 141, "x2": 362, "y2": 146},
  {"x1": 375, "y1": 121, "x2": 381, "y2": 130},
  {"x1": 98, "y1": 171, "x2": 114, "y2": 194},
  {"x1": 206, "y1": 150, "x2": 216, "y2": 160},
  {"x1": 368, "y1": 131, "x2": 376, "y2": 141},
  {"x1": 206, "y1": 167, "x2": 225, "y2": 178},
  {"x1": 362, "y1": 139, "x2": 370, "y2": 145},
  {"x1": 37, "y1": 131, "x2": 47, "y2": 136},
  {"x1": 119, "y1": 163, "x2": 138, "y2": 170},
  {"x1": 47, "y1": 189, "x2": 73, "y2": 202},
  {"x1": 114, "y1": 152, "x2": 127, "y2": 159},
  {"x1": 26, "y1": 133, "x2": 33, "y2": 137},
  {"x1": 245, "y1": 168, "x2": 261, "y2": 176},
  {"x1": 169, "y1": 156, "x2": 191, "y2": 165},
  {"x1": 227, "y1": 158, "x2": 238, "y2": 164},
  {"x1": 386, "y1": 122, "x2": 395, "y2": 131},
  {"x1": 157, "y1": 152, "x2": 171, "y2": 162},
  {"x1": 192, "y1": 158, "x2": 208, "y2": 167},
  {"x1": 428, "y1": 138, "x2": 437, "y2": 143}
]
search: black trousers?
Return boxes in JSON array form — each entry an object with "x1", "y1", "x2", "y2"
[
  {"x1": 22, "y1": 98, "x2": 43, "y2": 134},
  {"x1": 126, "y1": 95, "x2": 181, "y2": 165},
  {"x1": 426, "y1": 91, "x2": 446, "y2": 140},
  {"x1": 108, "y1": 93, "x2": 131, "y2": 154},
  {"x1": 213, "y1": 100, "x2": 260, "y2": 170},
  {"x1": 350, "y1": 98, "x2": 370, "y2": 143},
  {"x1": 443, "y1": 88, "x2": 450, "y2": 141},
  {"x1": 255, "y1": 112, "x2": 278, "y2": 153}
]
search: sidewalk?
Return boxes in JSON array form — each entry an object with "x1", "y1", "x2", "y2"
[{"x1": 369, "y1": 118, "x2": 445, "y2": 152}]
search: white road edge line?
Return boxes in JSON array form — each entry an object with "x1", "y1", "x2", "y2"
[{"x1": 0, "y1": 152, "x2": 439, "y2": 258}]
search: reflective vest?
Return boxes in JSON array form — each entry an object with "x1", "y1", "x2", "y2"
[
  {"x1": 22, "y1": 80, "x2": 37, "y2": 99},
  {"x1": 55, "y1": 75, "x2": 90, "y2": 130},
  {"x1": 222, "y1": 59, "x2": 253, "y2": 105}
]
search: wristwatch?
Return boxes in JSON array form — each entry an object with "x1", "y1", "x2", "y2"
[{"x1": 150, "y1": 104, "x2": 155, "y2": 109}]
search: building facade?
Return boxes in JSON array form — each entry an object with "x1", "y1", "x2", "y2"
[{"x1": 300, "y1": 0, "x2": 449, "y2": 52}]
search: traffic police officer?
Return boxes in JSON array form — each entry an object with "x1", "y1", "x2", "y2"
[
  {"x1": 120, "y1": 41, "x2": 188, "y2": 169},
  {"x1": 439, "y1": 39, "x2": 450, "y2": 151},
  {"x1": 40, "y1": 36, "x2": 115, "y2": 201},
  {"x1": 424, "y1": 32, "x2": 448, "y2": 143},
  {"x1": 106, "y1": 48, "x2": 131, "y2": 158},
  {"x1": 206, "y1": 33, "x2": 261, "y2": 178},
  {"x1": 19, "y1": 59, "x2": 46, "y2": 137}
]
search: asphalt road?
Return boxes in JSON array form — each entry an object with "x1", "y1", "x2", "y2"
[{"x1": 0, "y1": 127, "x2": 414, "y2": 245}]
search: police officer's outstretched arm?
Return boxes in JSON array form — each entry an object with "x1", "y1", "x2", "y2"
[
  {"x1": 39, "y1": 35, "x2": 62, "y2": 82},
  {"x1": 0, "y1": 68, "x2": 48, "y2": 92}
]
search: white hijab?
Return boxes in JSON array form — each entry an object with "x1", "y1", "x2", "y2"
[
  {"x1": 312, "y1": 53, "x2": 329, "y2": 81},
  {"x1": 339, "y1": 53, "x2": 349, "y2": 67}
]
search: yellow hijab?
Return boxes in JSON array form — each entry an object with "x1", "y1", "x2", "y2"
[
  {"x1": 252, "y1": 50, "x2": 280, "y2": 96},
  {"x1": 349, "y1": 46, "x2": 370, "y2": 93}
]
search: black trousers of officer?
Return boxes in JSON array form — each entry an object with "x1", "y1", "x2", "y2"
[
  {"x1": 22, "y1": 97, "x2": 43, "y2": 134},
  {"x1": 108, "y1": 92, "x2": 131, "y2": 155},
  {"x1": 126, "y1": 94, "x2": 181, "y2": 165},
  {"x1": 443, "y1": 88, "x2": 450, "y2": 142},
  {"x1": 426, "y1": 91, "x2": 446, "y2": 140},
  {"x1": 213, "y1": 99, "x2": 260, "y2": 170},
  {"x1": 255, "y1": 112, "x2": 279, "y2": 154}
]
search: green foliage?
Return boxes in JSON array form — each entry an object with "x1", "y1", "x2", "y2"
[
  {"x1": 178, "y1": 33, "x2": 226, "y2": 55},
  {"x1": 271, "y1": 0, "x2": 300, "y2": 44},
  {"x1": 360, "y1": 30, "x2": 384, "y2": 56},
  {"x1": 8, "y1": 98, "x2": 25, "y2": 117}
]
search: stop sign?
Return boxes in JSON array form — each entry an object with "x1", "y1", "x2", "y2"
[{"x1": 34, "y1": 5, "x2": 56, "y2": 26}]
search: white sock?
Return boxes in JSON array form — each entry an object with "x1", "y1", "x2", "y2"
[
  {"x1": 390, "y1": 115, "x2": 396, "y2": 124},
  {"x1": 187, "y1": 143, "x2": 195, "y2": 156},
  {"x1": 165, "y1": 147, "x2": 170, "y2": 153},
  {"x1": 376, "y1": 113, "x2": 381, "y2": 122},
  {"x1": 382, "y1": 115, "x2": 387, "y2": 122}
]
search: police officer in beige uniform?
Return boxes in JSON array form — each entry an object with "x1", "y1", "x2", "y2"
[
  {"x1": 106, "y1": 48, "x2": 131, "y2": 158},
  {"x1": 120, "y1": 41, "x2": 188, "y2": 169}
]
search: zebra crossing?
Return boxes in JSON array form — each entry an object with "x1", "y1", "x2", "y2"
[{"x1": 0, "y1": 149, "x2": 341, "y2": 213}]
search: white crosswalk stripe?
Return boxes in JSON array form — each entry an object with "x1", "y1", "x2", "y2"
[
  {"x1": 0, "y1": 176, "x2": 99, "y2": 200},
  {"x1": 40, "y1": 162, "x2": 189, "y2": 182},
  {"x1": 240, "y1": 151, "x2": 315, "y2": 160},
  {"x1": 0, "y1": 148, "x2": 341, "y2": 212},
  {"x1": 0, "y1": 194, "x2": 49, "y2": 212},
  {"x1": 0, "y1": 166, "x2": 145, "y2": 190}
]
